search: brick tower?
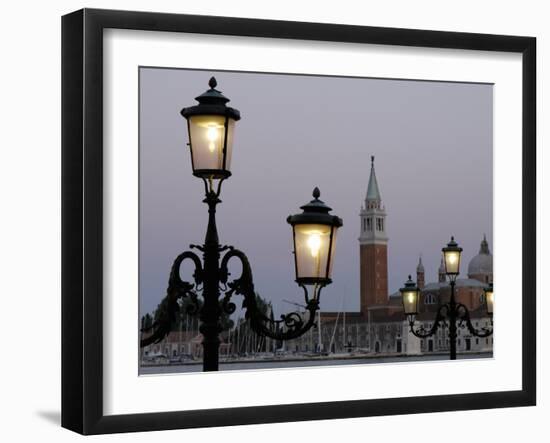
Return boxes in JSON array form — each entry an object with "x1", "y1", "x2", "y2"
[
  {"x1": 416, "y1": 255, "x2": 425, "y2": 289},
  {"x1": 359, "y1": 156, "x2": 388, "y2": 316},
  {"x1": 438, "y1": 256, "x2": 446, "y2": 283}
]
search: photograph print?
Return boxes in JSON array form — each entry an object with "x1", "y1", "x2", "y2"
[{"x1": 138, "y1": 67, "x2": 494, "y2": 374}]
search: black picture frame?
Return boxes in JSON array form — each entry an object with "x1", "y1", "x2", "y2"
[{"x1": 61, "y1": 8, "x2": 536, "y2": 435}]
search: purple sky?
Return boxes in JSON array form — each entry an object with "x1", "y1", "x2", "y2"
[{"x1": 139, "y1": 68, "x2": 493, "y2": 318}]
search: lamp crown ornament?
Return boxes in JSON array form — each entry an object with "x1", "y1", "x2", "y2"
[
  {"x1": 288, "y1": 188, "x2": 343, "y2": 227},
  {"x1": 181, "y1": 77, "x2": 240, "y2": 118},
  {"x1": 400, "y1": 275, "x2": 418, "y2": 291}
]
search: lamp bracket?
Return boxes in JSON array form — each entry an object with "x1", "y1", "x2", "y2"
[
  {"x1": 140, "y1": 250, "x2": 203, "y2": 347},
  {"x1": 408, "y1": 302, "x2": 493, "y2": 339},
  {"x1": 140, "y1": 246, "x2": 324, "y2": 347},
  {"x1": 456, "y1": 303, "x2": 494, "y2": 337}
]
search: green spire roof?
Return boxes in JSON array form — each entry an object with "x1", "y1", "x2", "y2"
[{"x1": 366, "y1": 156, "x2": 381, "y2": 201}]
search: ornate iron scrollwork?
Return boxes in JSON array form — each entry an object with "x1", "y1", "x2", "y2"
[
  {"x1": 219, "y1": 248, "x2": 321, "y2": 341},
  {"x1": 408, "y1": 304, "x2": 448, "y2": 338},
  {"x1": 140, "y1": 251, "x2": 203, "y2": 347},
  {"x1": 456, "y1": 303, "x2": 494, "y2": 337},
  {"x1": 408, "y1": 302, "x2": 493, "y2": 339},
  {"x1": 140, "y1": 245, "x2": 323, "y2": 347}
]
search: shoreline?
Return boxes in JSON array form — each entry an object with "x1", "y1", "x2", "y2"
[{"x1": 141, "y1": 351, "x2": 492, "y2": 369}]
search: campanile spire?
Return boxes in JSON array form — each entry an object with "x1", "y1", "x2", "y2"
[{"x1": 365, "y1": 155, "x2": 382, "y2": 209}]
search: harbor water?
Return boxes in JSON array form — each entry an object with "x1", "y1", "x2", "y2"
[{"x1": 140, "y1": 352, "x2": 492, "y2": 374}]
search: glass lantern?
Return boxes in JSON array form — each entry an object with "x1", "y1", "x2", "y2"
[
  {"x1": 442, "y1": 236, "x2": 463, "y2": 277},
  {"x1": 400, "y1": 275, "x2": 420, "y2": 316},
  {"x1": 287, "y1": 188, "x2": 343, "y2": 286},
  {"x1": 180, "y1": 77, "x2": 240, "y2": 180}
]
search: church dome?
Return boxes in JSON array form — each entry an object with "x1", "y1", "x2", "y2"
[{"x1": 467, "y1": 235, "x2": 493, "y2": 277}]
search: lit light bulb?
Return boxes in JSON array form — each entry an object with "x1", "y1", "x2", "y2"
[
  {"x1": 206, "y1": 126, "x2": 219, "y2": 152},
  {"x1": 307, "y1": 232, "x2": 322, "y2": 258},
  {"x1": 447, "y1": 253, "x2": 458, "y2": 264},
  {"x1": 407, "y1": 293, "x2": 414, "y2": 304}
]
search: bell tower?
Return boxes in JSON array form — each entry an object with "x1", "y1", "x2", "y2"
[
  {"x1": 438, "y1": 256, "x2": 446, "y2": 283},
  {"x1": 416, "y1": 255, "x2": 425, "y2": 289},
  {"x1": 359, "y1": 156, "x2": 388, "y2": 316}
]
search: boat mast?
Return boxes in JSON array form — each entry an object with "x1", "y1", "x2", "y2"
[
  {"x1": 343, "y1": 291, "x2": 346, "y2": 351},
  {"x1": 328, "y1": 290, "x2": 345, "y2": 353}
]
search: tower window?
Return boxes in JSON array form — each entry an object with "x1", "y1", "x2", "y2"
[
  {"x1": 366, "y1": 218, "x2": 372, "y2": 231},
  {"x1": 376, "y1": 218, "x2": 384, "y2": 231},
  {"x1": 424, "y1": 294, "x2": 436, "y2": 305}
]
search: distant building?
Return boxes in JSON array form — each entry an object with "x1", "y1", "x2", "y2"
[
  {"x1": 141, "y1": 319, "x2": 273, "y2": 362},
  {"x1": 141, "y1": 330, "x2": 205, "y2": 363},
  {"x1": 290, "y1": 156, "x2": 493, "y2": 356}
]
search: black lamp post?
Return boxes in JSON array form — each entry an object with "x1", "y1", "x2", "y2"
[
  {"x1": 140, "y1": 77, "x2": 343, "y2": 372},
  {"x1": 400, "y1": 236, "x2": 493, "y2": 360}
]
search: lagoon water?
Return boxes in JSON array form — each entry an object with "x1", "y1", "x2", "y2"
[{"x1": 140, "y1": 352, "x2": 491, "y2": 375}]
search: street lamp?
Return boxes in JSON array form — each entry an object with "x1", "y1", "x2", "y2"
[
  {"x1": 442, "y1": 236, "x2": 462, "y2": 277},
  {"x1": 287, "y1": 187, "x2": 343, "y2": 286},
  {"x1": 180, "y1": 77, "x2": 240, "y2": 180},
  {"x1": 141, "y1": 77, "x2": 343, "y2": 372},
  {"x1": 400, "y1": 275, "x2": 420, "y2": 319},
  {"x1": 401, "y1": 236, "x2": 493, "y2": 360}
]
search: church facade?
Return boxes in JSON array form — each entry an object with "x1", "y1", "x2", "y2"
[{"x1": 289, "y1": 157, "x2": 493, "y2": 356}]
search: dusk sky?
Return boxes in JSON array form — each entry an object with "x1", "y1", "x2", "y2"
[{"x1": 139, "y1": 68, "x2": 493, "y2": 319}]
